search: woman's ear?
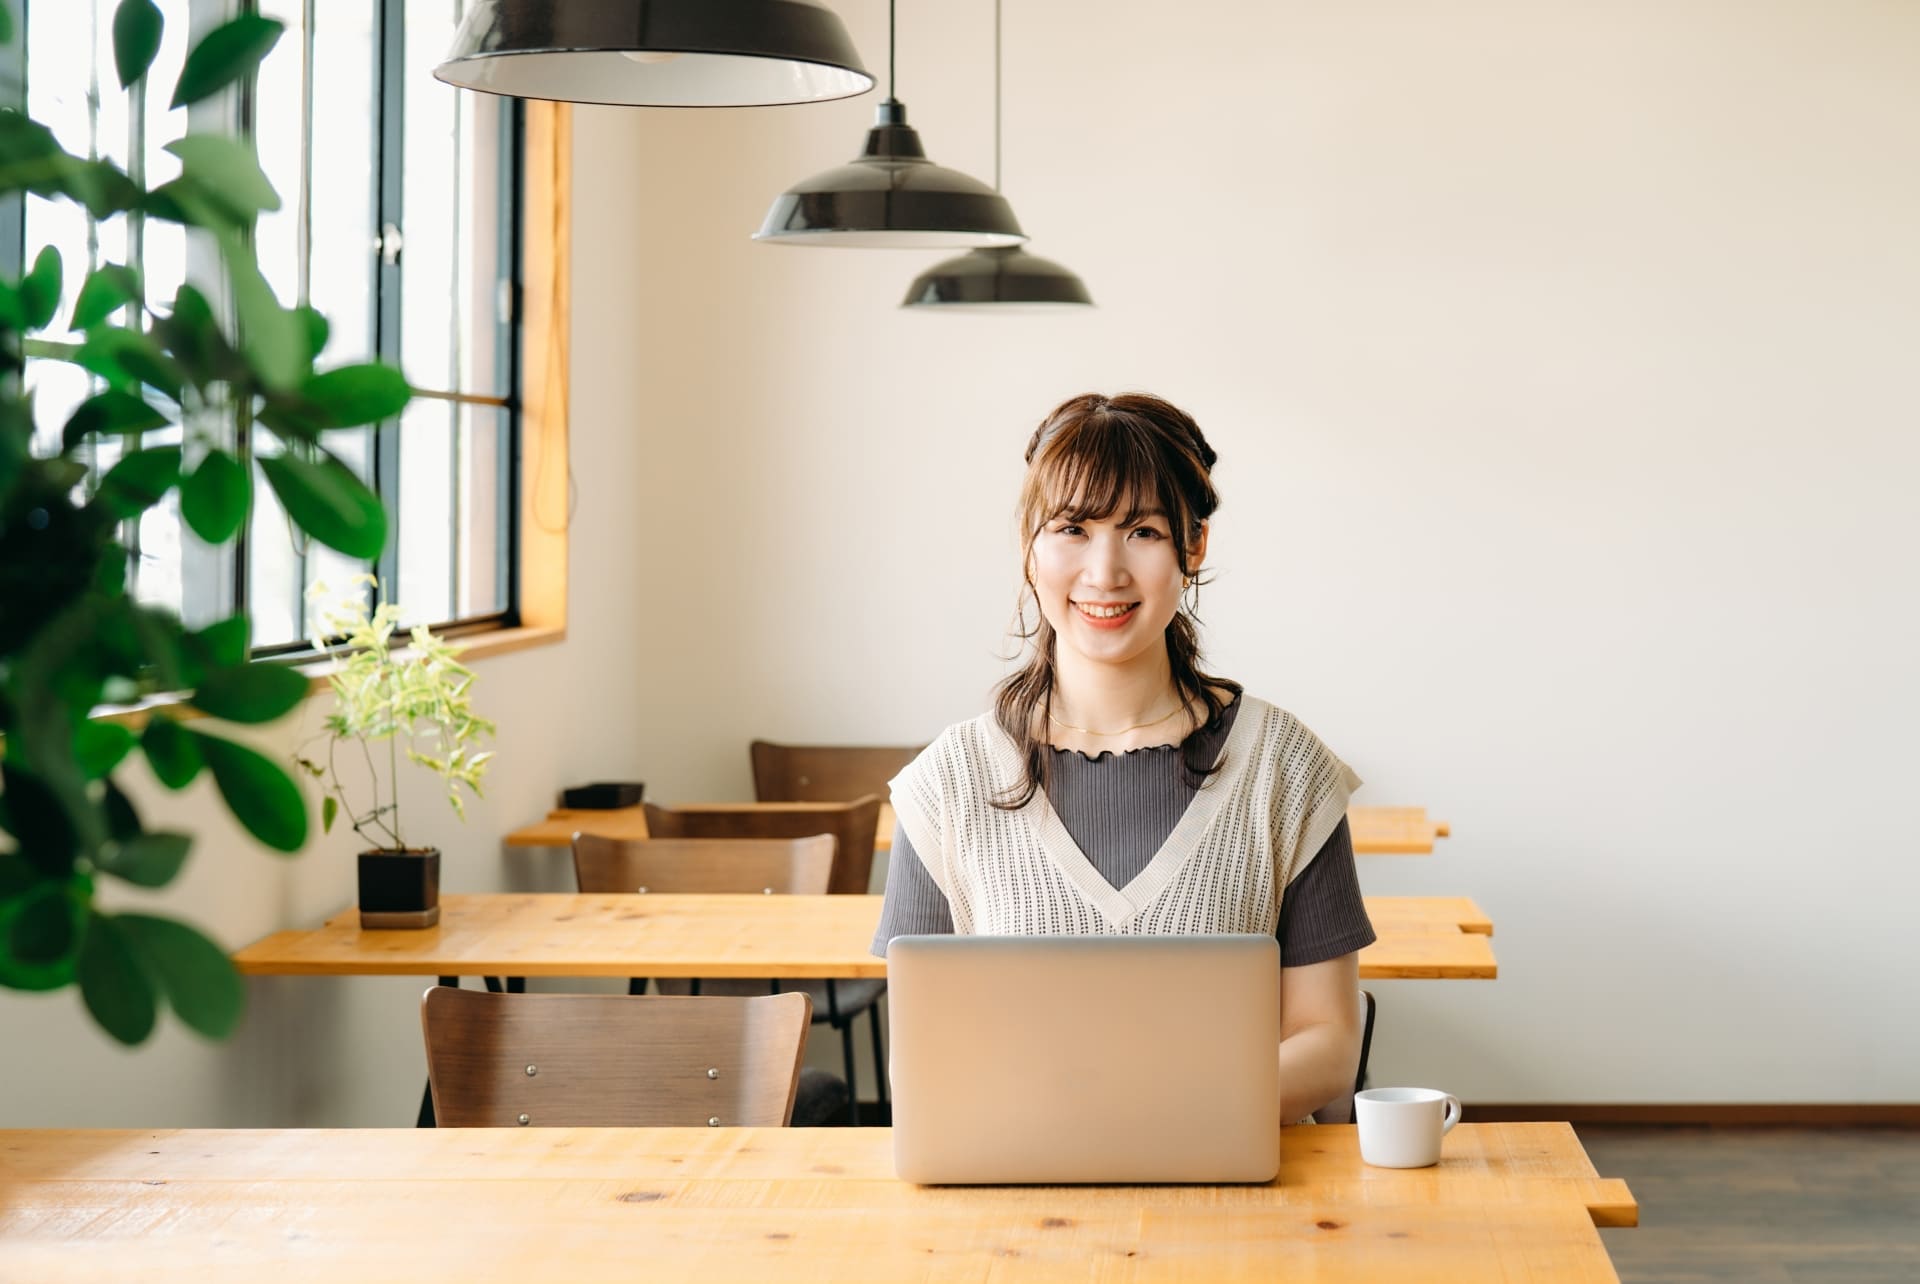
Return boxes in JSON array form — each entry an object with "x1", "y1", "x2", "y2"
[{"x1": 1188, "y1": 521, "x2": 1210, "y2": 574}]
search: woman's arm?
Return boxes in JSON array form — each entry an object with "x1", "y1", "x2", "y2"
[{"x1": 1277, "y1": 950, "x2": 1365, "y2": 1122}]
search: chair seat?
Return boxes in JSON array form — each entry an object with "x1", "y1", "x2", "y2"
[{"x1": 655, "y1": 977, "x2": 885, "y2": 1021}]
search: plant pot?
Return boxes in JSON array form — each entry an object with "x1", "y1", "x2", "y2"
[{"x1": 358, "y1": 848, "x2": 441, "y2": 929}]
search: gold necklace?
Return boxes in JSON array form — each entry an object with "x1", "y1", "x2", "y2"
[{"x1": 1047, "y1": 698, "x2": 1187, "y2": 738}]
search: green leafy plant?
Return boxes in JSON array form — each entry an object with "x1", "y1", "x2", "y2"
[
  {"x1": 0, "y1": 1, "x2": 410, "y2": 1044},
  {"x1": 295, "y1": 579, "x2": 494, "y2": 852}
]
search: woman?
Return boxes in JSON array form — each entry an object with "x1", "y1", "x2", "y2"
[{"x1": 873, "y1": 392, "x2": 1374, "y2": 1122}]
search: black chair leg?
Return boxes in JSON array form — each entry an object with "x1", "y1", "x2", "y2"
[
  {"x1": 868, "y1": 1001, "x2": 888, "y2": 1107},
  {"x1": 628, "y1": 978, "x2": 646, "y2": 996},
  {"x1": 839, "y1": 1018, "x2": 860, "y2": 1126}
]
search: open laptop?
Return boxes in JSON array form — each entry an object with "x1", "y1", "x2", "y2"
[{"x1": 885, "y1": 934, "x2": 1281, "y2": 1184}]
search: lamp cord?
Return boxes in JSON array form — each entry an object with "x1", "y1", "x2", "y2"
[
  {"x1": 993, "y1": 0, "x2": 1001, "y2": 191},
  {"x1": 889, "y1": 0, "x2": 896, "y2": 98}
]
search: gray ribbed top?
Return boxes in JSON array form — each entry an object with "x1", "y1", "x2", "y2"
[{"x1": 873, "y1": 695, "x2": 1376, "y2": 965}]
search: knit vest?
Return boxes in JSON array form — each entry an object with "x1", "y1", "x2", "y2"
[{"x1": 888, "y1": 696, "x2": 1361, "y2": 935}]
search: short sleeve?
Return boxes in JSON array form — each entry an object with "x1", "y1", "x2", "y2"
[
  {"x1": 1275, "y1": 818, "x2": 1376, "y2": 967},
  {"x1": 870, "y1": 820, "x2": 955, "y2": 957}
]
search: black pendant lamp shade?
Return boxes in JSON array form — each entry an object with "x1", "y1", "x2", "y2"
[
  {"x1": 433, "y1": 0, "x2": 875, "y2": 107},
  {"x1": 755, "y1": 99, "x2": 1025, "y2": 247},
  {"x1": 903, "y1": 245, "x2": 1092, "y2": 307}
]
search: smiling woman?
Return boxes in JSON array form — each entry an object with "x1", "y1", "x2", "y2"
[{"x1": 872, "y1": 392, "x2": 1381, "y2": 1124}]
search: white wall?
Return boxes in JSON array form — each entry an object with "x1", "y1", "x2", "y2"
[{"x1": 6, "y1": 0, "x2": 1915, "y2": 1124}]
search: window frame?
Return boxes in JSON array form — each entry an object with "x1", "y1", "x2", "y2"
[{"x1": 3, "y1": 1, "x2": 571, "y2": 721}]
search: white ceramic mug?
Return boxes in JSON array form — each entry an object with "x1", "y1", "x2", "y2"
[{"x1": 1354, "y1": 1087, "x2": 1462, "y2": 1168}]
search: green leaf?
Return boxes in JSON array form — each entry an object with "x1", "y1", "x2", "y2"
[
  {"x1": 225, "y1": 243, "x2": 304, "y2": 389},
  {"x1": 321, "y1": 794, "x2": 338, "y2": 834},
  {"x1": 74, "y1": 721, "x2": 138, "y2": 779},
  {"x1": 0, "y1": 763, "x2": 77, "y2": 878},
  {"x1": 191, "y1": 616, "x2": 250, "y2": 668},
  {"x1": 301, "y1": 364, "x2": 411, "y2": 428},
  {"x1": 96, "y1": 831, "x2": 191, "y2": 888},
  {"x1": 19, "y1": 245, "x2": 62, "y2": 329},
  {"x1": 73, "y1": 327, "x2": 184, "y2": 399},
  {"x1": 113, "y1": 0, "x2": 164, "y2": 88},
  {"x1": 142, "y1": 716, "x2": 203, "y2": 790},
  {"x1": 7, "y1": 882, "x2": 78, "y2": 963},
  {"x1": 97, "y1": 444, "x2": 182, "y2": 518},
  {"x1": 0, "y1": 873, "x2": 85, "y2": 992},
  {"x1": 71, "y1": 264, "x2": 142, "y2": 329},
  {"x1": 62, "y1": 389, "x2": 169, "y2": 451},
  {"x1": 296, "y1": 306, "x2": 328, "y2": 363},
  {"x1": 0, "y1": 2, "x2": 14, "y2": 46},
  {"x1": 171, "y1": 13, "x2": 283, "y2": 108},
  {"x1": 78, "y1": 911, "x2": 158, "y2": 1045},
  {"x1": 164, "y1": 134, "x2": 280, "y2": 220},
  {"x1": 101, "y1": 780, "x2": 142, "y2": 842},
  {"x1": 258, "y1": 450, "x2": 387, "y2": 559},
  {"x1": 190, "y1": 731, "x2": 308, "y2": 852},
  {"x1": 180, "y1": 449, "x2": 249, "y2": 543},
  {"x1": 119, "y1": 913, "x2": 243, "y2": 1039},
  {"x1": 189, "y1": 662, "x2": 306, "y2": 724}
]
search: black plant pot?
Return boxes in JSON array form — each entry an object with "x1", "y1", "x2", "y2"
[{"x1": 358, "y1": 848, "x2": 441, "y2": 929}]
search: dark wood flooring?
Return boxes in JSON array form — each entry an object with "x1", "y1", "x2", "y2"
[{"x1": 1577, "y1": 1124, "x2": 1920, "y2": 1283}]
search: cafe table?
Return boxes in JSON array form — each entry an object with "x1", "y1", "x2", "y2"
[
  {"x1": 233, "y1": 893, "x2": 1497, "y2": 981},
  {"x1": 506, "y1": 803, "x2": 1453, "y2": 856},
  {"x1": 0, "y1": 1122, "x2": 1633, "y2": 1281}
]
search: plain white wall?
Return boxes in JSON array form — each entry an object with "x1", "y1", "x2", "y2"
[{"x1": 4, "y1": 0, "x2": 1915, "y2": 1124}]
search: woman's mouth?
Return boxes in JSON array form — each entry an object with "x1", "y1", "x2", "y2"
[{"x1": 1073, "y1": 601, "x2": 1140, "y2": 629}]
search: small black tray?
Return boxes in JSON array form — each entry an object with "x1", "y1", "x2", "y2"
[{"x1": 561, "y1": 781, "x2": 645, "y2": 810}]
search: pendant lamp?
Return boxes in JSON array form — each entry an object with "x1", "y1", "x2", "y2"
[
  {"x1": 433, "y1": 0, "x2": 874, "y2": 107},
  {"x1": 902, "y1": 0, "x2": 1090, "y2": 306},
  {"x1": 754, "y1": 0, "x2": 1024, "y2": 247}
]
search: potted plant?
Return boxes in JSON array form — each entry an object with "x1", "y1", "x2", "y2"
[
  {"x1": 295, "y1": 578, "x2": 494, "y2": 928},
  {"x1": 1, "y1": 2, "x2": 410, "y2": 1042}
]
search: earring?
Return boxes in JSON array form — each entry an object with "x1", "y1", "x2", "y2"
[{"x1": 1182, "y1": 576, "x2": 1200, "y2": 614}]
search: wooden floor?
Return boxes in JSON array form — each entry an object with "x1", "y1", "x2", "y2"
[{"x1": 1577, "y1": 1125, "x2": 1920, "y2": 1283}]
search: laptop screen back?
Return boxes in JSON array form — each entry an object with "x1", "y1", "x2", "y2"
[{"x1": 886, "y1": 934, "x2": 1281, "y2": 1184}]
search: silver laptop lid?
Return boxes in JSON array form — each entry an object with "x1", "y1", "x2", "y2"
[{"x1": 886, "y1": 934, "x2": 1281, "y2": 1184}]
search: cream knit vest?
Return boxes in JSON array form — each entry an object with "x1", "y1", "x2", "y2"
[{"x1": 889, "y1": 696, "x2": 1361, "y2": 936}]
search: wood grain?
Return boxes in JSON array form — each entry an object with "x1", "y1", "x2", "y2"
[
  {"x1": 509, "y1": 804, "x2": 1453, "y2": 856},
  {"x1": 0, "y1": 1124, "x2": 1633, "y2": 1282},
  {"x1": 232, "y1": 894, "x2": 1497, "y2": 980}
]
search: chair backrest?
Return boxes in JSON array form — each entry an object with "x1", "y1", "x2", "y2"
[
  {"x1": 571, "y1": 834, "x2": 835, "y2": 896},
  {"x1": 421, "y1": 986, "x2": 812, "y2": 1127},
  {"x1": 1311, "y1": 988, "x2": 1377, "y2": 1126},
  {"x1": 642, "y1": 797, "x2": 882, "y2": 896},
  {"x1": 749, "y1": 740, "x2": 922, "y2": 804}
]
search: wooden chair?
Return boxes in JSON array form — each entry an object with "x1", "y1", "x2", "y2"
[
  {"x1": 572, "y1": 834, "x2": 836, "y2": 897},
  {"x1": 630, "y1": 802, "x2": 888, "y2": 1123},
  {"x1": 642, "y1": 797, "x2": 882, "y2": 896},
  {"x1": 749, "y1": 740, "x2": 923, "y2": 805},
  {"x1": 420, "y1": 986, "x2": 811, "y2": 1127}
]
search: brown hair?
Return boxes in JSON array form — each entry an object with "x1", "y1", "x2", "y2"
[{"x1": 992, "y1": 392, "x2": 1241, "y2": 809}]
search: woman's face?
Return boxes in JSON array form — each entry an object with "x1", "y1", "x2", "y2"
[{"x1": 1029, "y1": 500, "x2": 1206, "y2": 672}]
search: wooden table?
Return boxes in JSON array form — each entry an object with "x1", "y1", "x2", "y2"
[
  {"x1": 234, "y1": 893, "x2": 1497, "y2": 981},
  {"x1": 0, "y1": 1123, "x2": 1633, "y2": 1281},
  {"x1": 508, "y1": 802, "x2": 1452, "y2": 856}
]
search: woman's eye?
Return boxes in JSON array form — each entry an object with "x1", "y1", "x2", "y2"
[
  {"x1": 1053, "y1": 523, "x2": 1084, "y2": 537},
  {"x1": 1129, "y1": 526, "x2": 1166, "y2": 540}
]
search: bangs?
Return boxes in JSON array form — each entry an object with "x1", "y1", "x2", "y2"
[{"x1": 1027, "y1": 414, "x2": 1179, "y2": 530}]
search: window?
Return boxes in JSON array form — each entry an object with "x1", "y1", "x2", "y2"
[{"x1": 16, "y1": 0, "x2": 521, "y2": 651}]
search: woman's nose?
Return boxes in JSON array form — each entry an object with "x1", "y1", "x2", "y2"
[{"x1": 1081, "y1": 531, "x2": 1131, "y2": 587}]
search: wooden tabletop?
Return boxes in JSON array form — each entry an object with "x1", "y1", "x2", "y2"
[
  {"x1": 508, "y1": 802, "x2": 1452, "y2": 855},
  {"x1": 0, "y1": 1123, "x2": 1633, "y2": 1281},
  {"x1": 232, "y1": 893, "x2": 1496, "y2": 980}
]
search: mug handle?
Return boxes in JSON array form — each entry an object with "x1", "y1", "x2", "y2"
[{"x1": 1440, "y1": 1094, "x2": 1463, "y2": 1135}]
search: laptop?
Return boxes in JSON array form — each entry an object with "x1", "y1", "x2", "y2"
[{"x1": 885, "y1": 934, "x2": 1281, "y2": 1184}]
